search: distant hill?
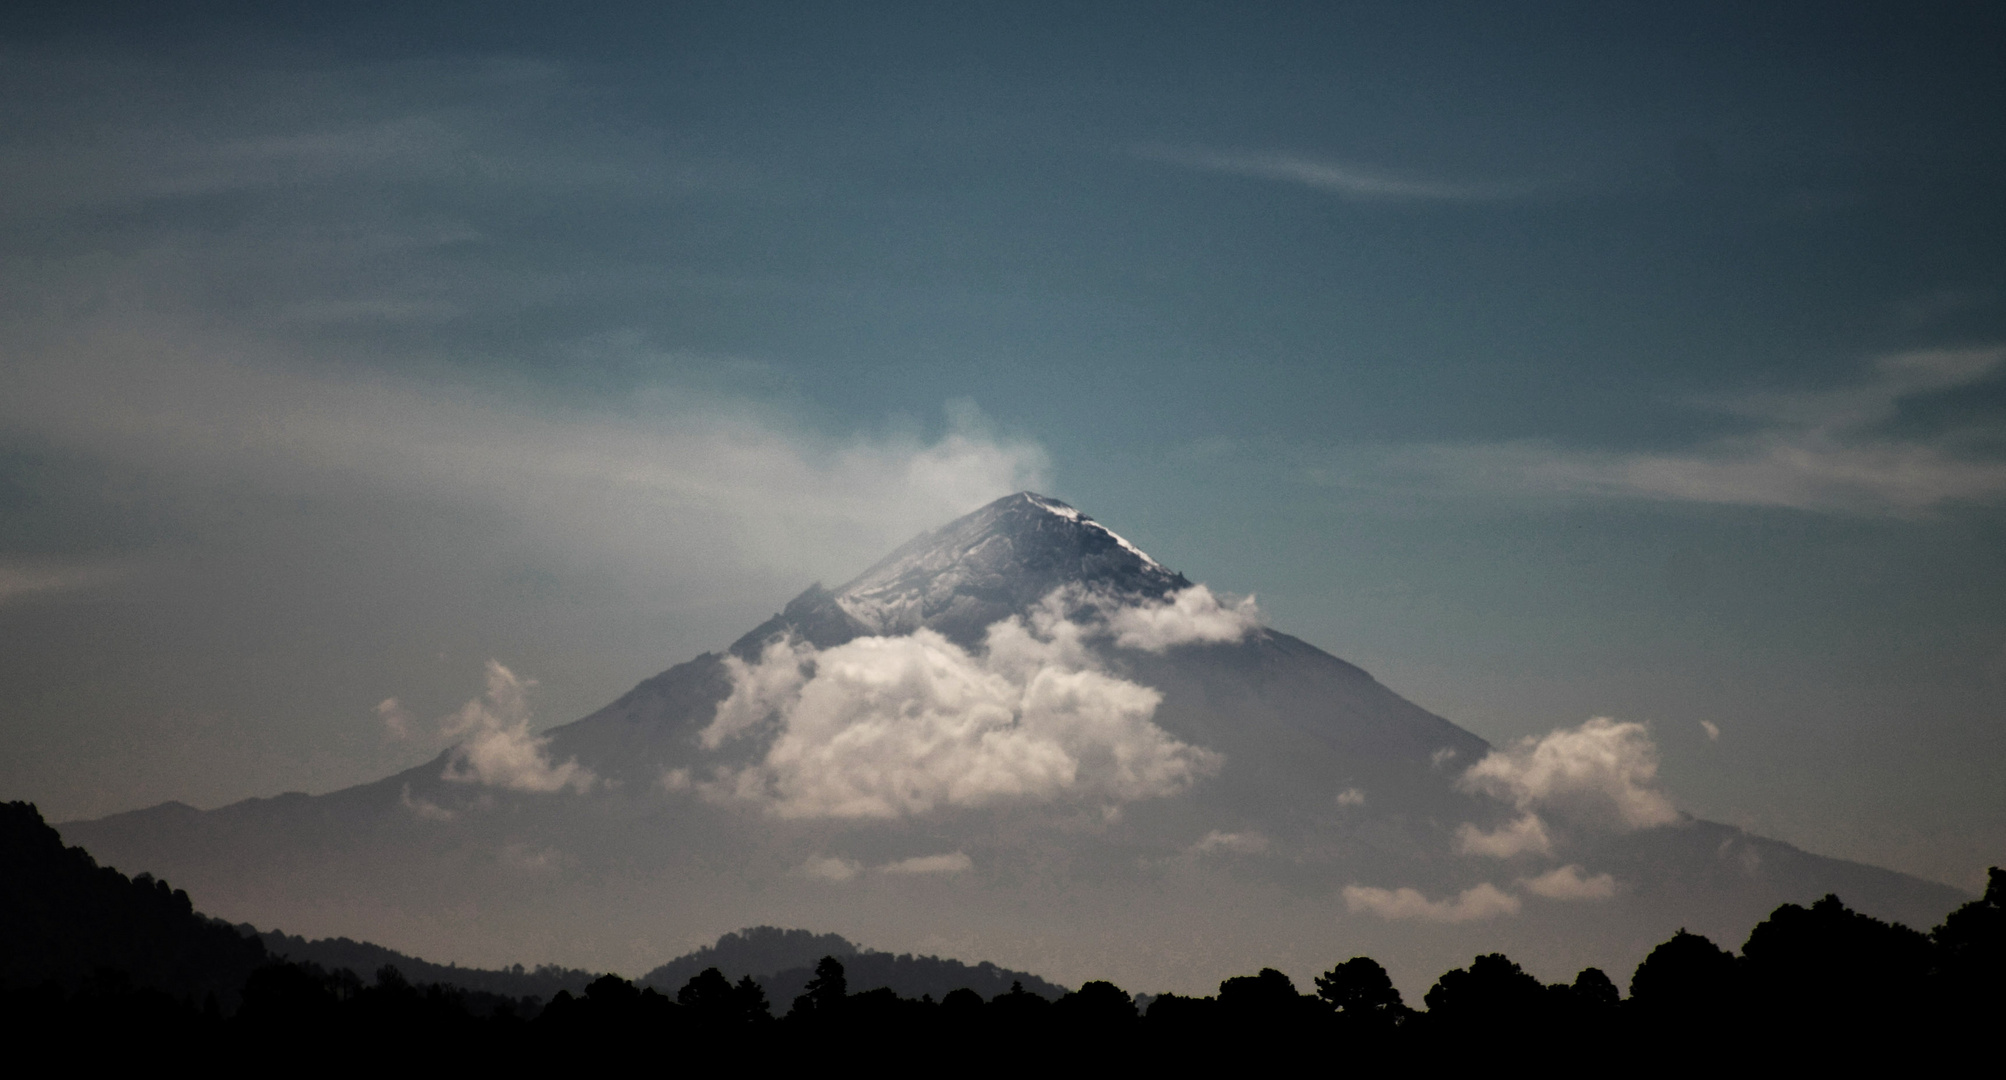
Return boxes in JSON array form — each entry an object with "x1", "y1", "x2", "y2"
[
  {"x1": 641, "y1": 925, "x2": 1068, "y2": 1002},
  {"x1": 253, "y1": 928, "x2": 597, "y2": 1004},
  {"x1": 640, "y1": 927, "x2": 857, "y2": 991},
  {"x1": 0, "y1": 801, "x2": 265, "y2": 1004}
]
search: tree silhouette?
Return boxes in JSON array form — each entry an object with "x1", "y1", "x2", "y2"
[
  {"x1": 1934, "y1": 866, "x2": 2005, "y2": 1024},
  {"x1": 1629, "y1": 928, "x2": 1738, "y2": 1037},
  {"x1": 1742, "y1": 893, "x2": 1930, "y2": 1041},
  {"x1": 733, "y1": 974, "x2": 772, "y2": 1025},
  {"x1": 790, "y1": 955, "x2": 847, "y2": 1018},
  {"x1": 1569, "y1": 966, "x2": 1619, "y2": 1010},
  {"x1": 678, "y1": 966, "x2": 738, "y2": 1023},
  {"x1": 1424, "y1": 952, "x2": 1547, "y2": 1033},
  {"x1": 1315, "y1": 956, "x2": 1406, "y2": 1024},
  {"x1": 1055, "y1": 979, "x2": 1137, "y2": 1031}
]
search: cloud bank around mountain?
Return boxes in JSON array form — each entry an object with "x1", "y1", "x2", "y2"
[{"x1": 698, "y1": 599, "x2": 1225, "y2": 819}]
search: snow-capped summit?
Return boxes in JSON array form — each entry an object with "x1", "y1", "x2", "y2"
[
  {"x1": 835, "y1": 492, "x2": 1186, "y2": 636},
  {"x1": 734, "y1": 492, "x2": 1191, "y2": 651}
]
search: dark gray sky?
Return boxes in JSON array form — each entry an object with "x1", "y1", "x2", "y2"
[{"x1": 3, "y1": 1, "x2": 2002, "y2": 890}]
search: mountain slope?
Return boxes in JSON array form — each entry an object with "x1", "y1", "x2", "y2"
[{"x1": 57, "y1": 493, "x2": 1968, "y2": 997}]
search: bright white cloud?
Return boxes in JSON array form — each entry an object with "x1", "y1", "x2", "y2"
[
  {"x1": 1342, "y1": 883, "x2": 1522, "y2": 923},
  {"x1": 1103, "y1": 585, "x2": 1263, "y2": 652},
  {"x1": 1454, "y1": 813, "x2": 1554, "y2": 858},
  {"x1": 439, "y1": 660, "x2": 597, "y2": 794},
  {"x1": 1521, "y1": 864, "x2": 1617, "y2": 901},
  {"x1": 1189, "y1": 830, "x2": 1270, "y2": 856},
  {"x1": 1459, "y1": 717, "x2": 1678, "y2": 831},
  {"x1": 1380, "y1": 347, "x2": 2006, "y2": 516},
  {"x1": 879, "y1": 852, "x2": 973, "y2": 875},
  {"x1": 700, "y1": 610, "x2": 1221, "y2": 819}
]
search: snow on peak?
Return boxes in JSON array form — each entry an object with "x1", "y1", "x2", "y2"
[
  {"x1": 827, "y1": 492, "x2": 1186, "y2": 641},
  {"x1": 1020, "y1": 493, "x2": 1164, "y2": 571}
]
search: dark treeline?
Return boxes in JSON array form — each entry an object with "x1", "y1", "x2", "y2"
[{"x1": 5, "y1": 800, "x2": 2001, "y2": 1064}]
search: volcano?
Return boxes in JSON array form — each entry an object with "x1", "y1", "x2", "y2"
[{"x1": 60, "y1": 493, "x2": 1963, "y2": 995}]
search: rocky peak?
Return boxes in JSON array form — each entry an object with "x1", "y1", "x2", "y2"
[{"x1": 731, "y1": 493, "x2": 1189, "y2": 654}]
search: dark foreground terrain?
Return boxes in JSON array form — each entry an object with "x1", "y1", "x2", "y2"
[{"x1": 4, "y1": 801, "x2": 1999, "y2": 1067}]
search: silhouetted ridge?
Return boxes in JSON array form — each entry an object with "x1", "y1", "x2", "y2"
[
  {"x1": 640, "y1": 926, "x2": 1066, "y2": 1002},
  {"x1": 255, "y1": 928, "x2": 596, "y2": 1002},
  {"x1": 0, "y1": 801, "x2": 265, "y2": 1003}
]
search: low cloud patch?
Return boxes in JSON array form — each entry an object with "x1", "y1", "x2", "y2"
[
  {"x1": 1459, "y1": 717, "x2": 1678, "y2": 832},
  {"x1": 879, "y1": 852, "x2": 973, "y2": 876},
  {"x1": 399, "y1": 783, "x2": 455, "y2": 821},
  {"x1": 798, "y1": 856, "x2": 862, "y2": 882},
  {"x1": 1521, "y1": 864, "x2": 1617, "y2": 901},
  {"x1": 1189, "y1": 830, "x2": 1270, "y2": 856},
  {"x1": 1342, "y1": 883, "x2": 1522, "y2": 923},
  {"x1": 698, "y1": 600, "x2": 1222, "y2": 820},
  {"x1": 1101, "y1": 585, "x2": 1262, "y2": 652},
  {"x1": 1454, "y1": 813, "x2": 1553, "y2": 859},
  {"x1": 439, "y1": 661, "x2": 597, "y2": 795}
]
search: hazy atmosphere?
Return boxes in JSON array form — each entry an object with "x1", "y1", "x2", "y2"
[{"x1": 4, "y1": 0, "x2": 2002, "y2": 946}]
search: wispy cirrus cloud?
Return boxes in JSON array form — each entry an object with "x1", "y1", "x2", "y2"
[
  {"x1": 1370, "y1": 347, "x2": 2006, "y2": 516},
  {"x1": 1137, "y1": 145, "x2": 1534, "y2": 202}
]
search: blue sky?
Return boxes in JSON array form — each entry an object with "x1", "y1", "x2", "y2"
[{"x1": 2, "y1": 1, "x2": 2002, "y2": 889}]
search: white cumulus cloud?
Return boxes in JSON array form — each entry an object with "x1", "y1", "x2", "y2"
[
  {"x1": 439, "y1": 660, "x2": 597, "y2": 795},
  {"x1": 1342, "y1": 883, "x2": 1522, "y2": 923},
  {"x1": 1459, "y1": 717, "x2": 1678, "y2": 831},
  {"x1": 700, "y1": 608, "x2": 1221, "y2": 819},
  {"x1": 1522, "y1": 864, "x2": 1618, "y2": 901},
  {"x1": 1103, "y1": 584, "x2": 1263, "y2": 652}
]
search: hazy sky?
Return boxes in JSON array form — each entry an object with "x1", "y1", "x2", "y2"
[{"x1": 2, "y1": 2, "x2": 2002, "y2": 891}]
